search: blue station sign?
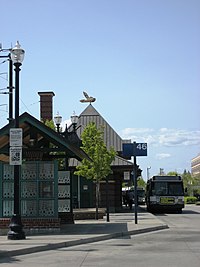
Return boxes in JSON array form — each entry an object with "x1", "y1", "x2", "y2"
[{"x1": 123, "y1": 142, "x2": 147, "y2": 157}]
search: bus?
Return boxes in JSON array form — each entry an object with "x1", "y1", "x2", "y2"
[{"x1": 146, "y1": 176, "x2": 184, "y2": 213}]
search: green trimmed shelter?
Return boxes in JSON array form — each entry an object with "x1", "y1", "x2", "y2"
[{"x1": 0, "y1": 112, "x2": 90, "y2": 232}]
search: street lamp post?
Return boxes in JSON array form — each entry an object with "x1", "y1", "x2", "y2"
[
  {"x1": 8, "y1": 54, "x2": 13, "y2": 122},
  {"x1": 147, "y1": 166, "x2": 151, "y2": 180},
  {"x1": 7, "y1": 41, "x2": 25, "y2": 240},
  {"x1": 54, "y1": 112, "x2": 62, "y2": 132},
  {"x1": 71, "y1": 112, "x2": 78, "y2": 132}
]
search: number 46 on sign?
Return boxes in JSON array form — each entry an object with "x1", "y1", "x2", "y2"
[{"x1": 123, "y1": 142, "x2": 147, "y2": 157}]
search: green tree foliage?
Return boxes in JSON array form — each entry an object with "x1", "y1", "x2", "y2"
[
  {"x1": 167, "y1": 171, "x2": 179, "y2": 176},
  {"x1": 182, "y1": 170, "x2": 193, "y2": 187},
  {"x1": 137, "y1": 177, "x2": 146, "y2": 188},
  {"x1": 44, "y1": 119, "x2": 55, "y2": 130},
  {"x1": 74, "y1": 122, "x2": 116, "y2": 219},
  {"x1": 182, "y1": 170, "x2": 200, "y2": 196}
]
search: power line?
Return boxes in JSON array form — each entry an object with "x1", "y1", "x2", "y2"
[{"x1": 0, "y1": 72, "x2": 8, "y2": 81}]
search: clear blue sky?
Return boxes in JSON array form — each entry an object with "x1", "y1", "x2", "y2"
[{"x1": 0, "y1": 0, "x2": 199, "y2": 179}]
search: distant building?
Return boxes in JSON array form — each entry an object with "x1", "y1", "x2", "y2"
[{"x1": 191, "y1": 154, "x2": 200, "y2": 176}]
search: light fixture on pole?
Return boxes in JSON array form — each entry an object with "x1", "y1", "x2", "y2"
[
  {"x1": 8, "y1": 41, "x2": 25, "y2": 240},
  {"x1": 54, "y1": 112, "x2": 62, "y2": 132},
  {"x1": 147, "y1": 166, "x2": 151, "y2": 180},
  {"x1": 71, "y1": 111, "x2": 78, "y2": 132}
]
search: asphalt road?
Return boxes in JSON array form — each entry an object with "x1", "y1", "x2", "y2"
[{"x1": 1, "y1": 205, "x2": 200, "y2": 267}]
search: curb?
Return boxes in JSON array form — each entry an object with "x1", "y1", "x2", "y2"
[{"x1": 0, "y1": 224, "x2": 168, "y2": 259}]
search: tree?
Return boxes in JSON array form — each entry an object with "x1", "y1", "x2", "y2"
[
  {"x1": 167, "y1": 171, "x2": 178, "y2": 176},
  {"x1": 137, "y1": 177, "x2": 146, "y2": 188},
  {"x1": 74, "y1": 122, "x2": 116, "y2": 219},
  {"x1": 182, "y1": 170, "x2": 196, "y2": 196},
  {"x1": 44, "y1": 119, "x2": 55, "y2": 130}
]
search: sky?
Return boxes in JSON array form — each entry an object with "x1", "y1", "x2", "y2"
[{"x1": 0, "y1": 0, "x2": 199, "y2": 180}]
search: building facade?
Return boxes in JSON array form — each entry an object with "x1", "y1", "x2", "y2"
[{"x1": 191, "y1": 154, "x2": 200, "y2": 176}]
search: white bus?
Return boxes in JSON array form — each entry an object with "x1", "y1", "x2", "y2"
[{"x1": 146, "y1": 176, "x2": 184, "y2": 213}]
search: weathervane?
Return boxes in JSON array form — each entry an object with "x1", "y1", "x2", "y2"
[{"x1": 80, "y1": 91, "x2": 96, "y2": 103}]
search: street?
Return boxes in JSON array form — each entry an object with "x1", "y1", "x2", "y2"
[{"x1": 0, "y1": 205, "x2": 200, "y2": 267}]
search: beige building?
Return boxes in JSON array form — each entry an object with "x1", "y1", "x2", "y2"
[{"x1": 191, "y1": 154, "x2": 200, "y2": 176}]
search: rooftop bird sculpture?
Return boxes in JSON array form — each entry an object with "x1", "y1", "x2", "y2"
[{"x1": 80, "y1": 91, "x2": 96, "y2": 103}]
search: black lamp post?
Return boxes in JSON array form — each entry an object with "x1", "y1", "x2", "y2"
[
  {"x1": 7, "y1": 41, "x2": 25, "y2": 240},
  {"x1": 8, "y1": 54, "x2": 13, "y2": 122},
  {"x1": 54, "y1": 112, "x2": 62, "y2": 133},
  {"x1": 71, "y1": 112, "x2": 78, "y2": 132}
]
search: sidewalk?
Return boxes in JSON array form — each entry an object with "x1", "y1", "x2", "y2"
[{"x1": 0, "y1": 207, "x2": 168, "y2": 259}]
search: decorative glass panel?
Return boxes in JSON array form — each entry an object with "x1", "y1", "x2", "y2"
[
  {"x1": 39, "y1": 200, "x2": 54, "y2": 216},
  {"x1": 3, "y1": 200, "x2": 14, "y2": 216},
  {"x1": 21, "y1": 181, "x2": 37, "y2": 198},
  {"x1": 1, "y1": 162, "x2": 57, "y2": 218},
  {"x1": 39, "y1": 163, "x2": 54, "y2": 180},
  {"x1": 21, "y1": 200, "x2": 37, "y2": 216},
  {"x1": 58, "y1": 199, "x2": 70, "y2": 212},
  {"x1": 21, "y1": 163, "x2": 37, "y2": 180},
  {"x1": 3, "y1": 165, "x2": 14, "y2": 180},
  {"x1": 3, "y1": 182, "x2": 14, "y2": 198},
  {"x1": 58, "y1": 171, "x2": 70, "y2": 184},
  {"x1": 39, "y1": 181, "x2": 54, "y2": 198},
  {"x1": 58, "y1": 185, "x2": 70, "y2": 198}
]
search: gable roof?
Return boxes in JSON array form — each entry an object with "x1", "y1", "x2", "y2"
[
  {"x1": 70, "y1": 104, "x2": 131, "y2": 153},
  {"x1": 68, "y1": 104, "x2": 133, "y2": 168},
  {"x1": 0, "y1": 112, "x2": 90, "y2": 163}
]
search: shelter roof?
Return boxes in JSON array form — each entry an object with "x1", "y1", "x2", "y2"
[
  {"x1": 69, "y1": 155, "x2": 133, "y2": 171},
  {"x1": 0, "y1": 112, "x2": 90, "y2": 163}
]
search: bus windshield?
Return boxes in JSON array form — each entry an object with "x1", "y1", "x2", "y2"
[{"x1": 152, "y1": 182, "x2": 184, "y2": 196}]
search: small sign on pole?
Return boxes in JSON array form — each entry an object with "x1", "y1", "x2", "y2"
[
  {"x1": 10, "y1": 147, "x2": 22, "y2": 165},
  {"x1": 134, "y1": 143, "x2": 147, "y2": 156},
  {"x1": 9, "y1": 128, "x2": 23, "y2": 165},
  {"x1": 10, "y1": 128, "x2": 22, "y2": 147}
]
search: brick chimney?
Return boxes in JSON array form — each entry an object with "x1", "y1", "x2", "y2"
[{"x1": 38, "y1": 91, "x2": 55, "y2": 121}]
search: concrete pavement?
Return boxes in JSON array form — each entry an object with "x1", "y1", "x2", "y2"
[{"x1": 0, "y1": 207, "x2": 168, "y2": 259}]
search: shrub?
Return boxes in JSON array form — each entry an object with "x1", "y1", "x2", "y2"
[{"x1": 184, "y1": 196, "x2": 197, "y2": 204}]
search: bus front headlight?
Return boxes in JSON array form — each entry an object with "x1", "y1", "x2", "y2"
[
  {"x1": 177, "y1": 196, "x2": 184, "y2": 204},
  {"x1": 150, "y1": 196, "x2": 157, "y2": 203}
]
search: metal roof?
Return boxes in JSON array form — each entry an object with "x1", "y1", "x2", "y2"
[
  {"x1": 70, "y1": 104, "x2": 131, "y2": 153},
  {"x1": 68, "y1": 104, "x2": 133, "y2": 168}
]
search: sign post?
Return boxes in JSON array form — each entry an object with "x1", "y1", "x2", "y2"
[
  {"x1": 133, "y1": 153, "x2": 138, "y2": 224},
  {"x1": 9, "y1": 128, "x2": 22, "y2": 165},
  {"x1": 123, "y1": 142, "x2": 147, "y2": 224}
]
